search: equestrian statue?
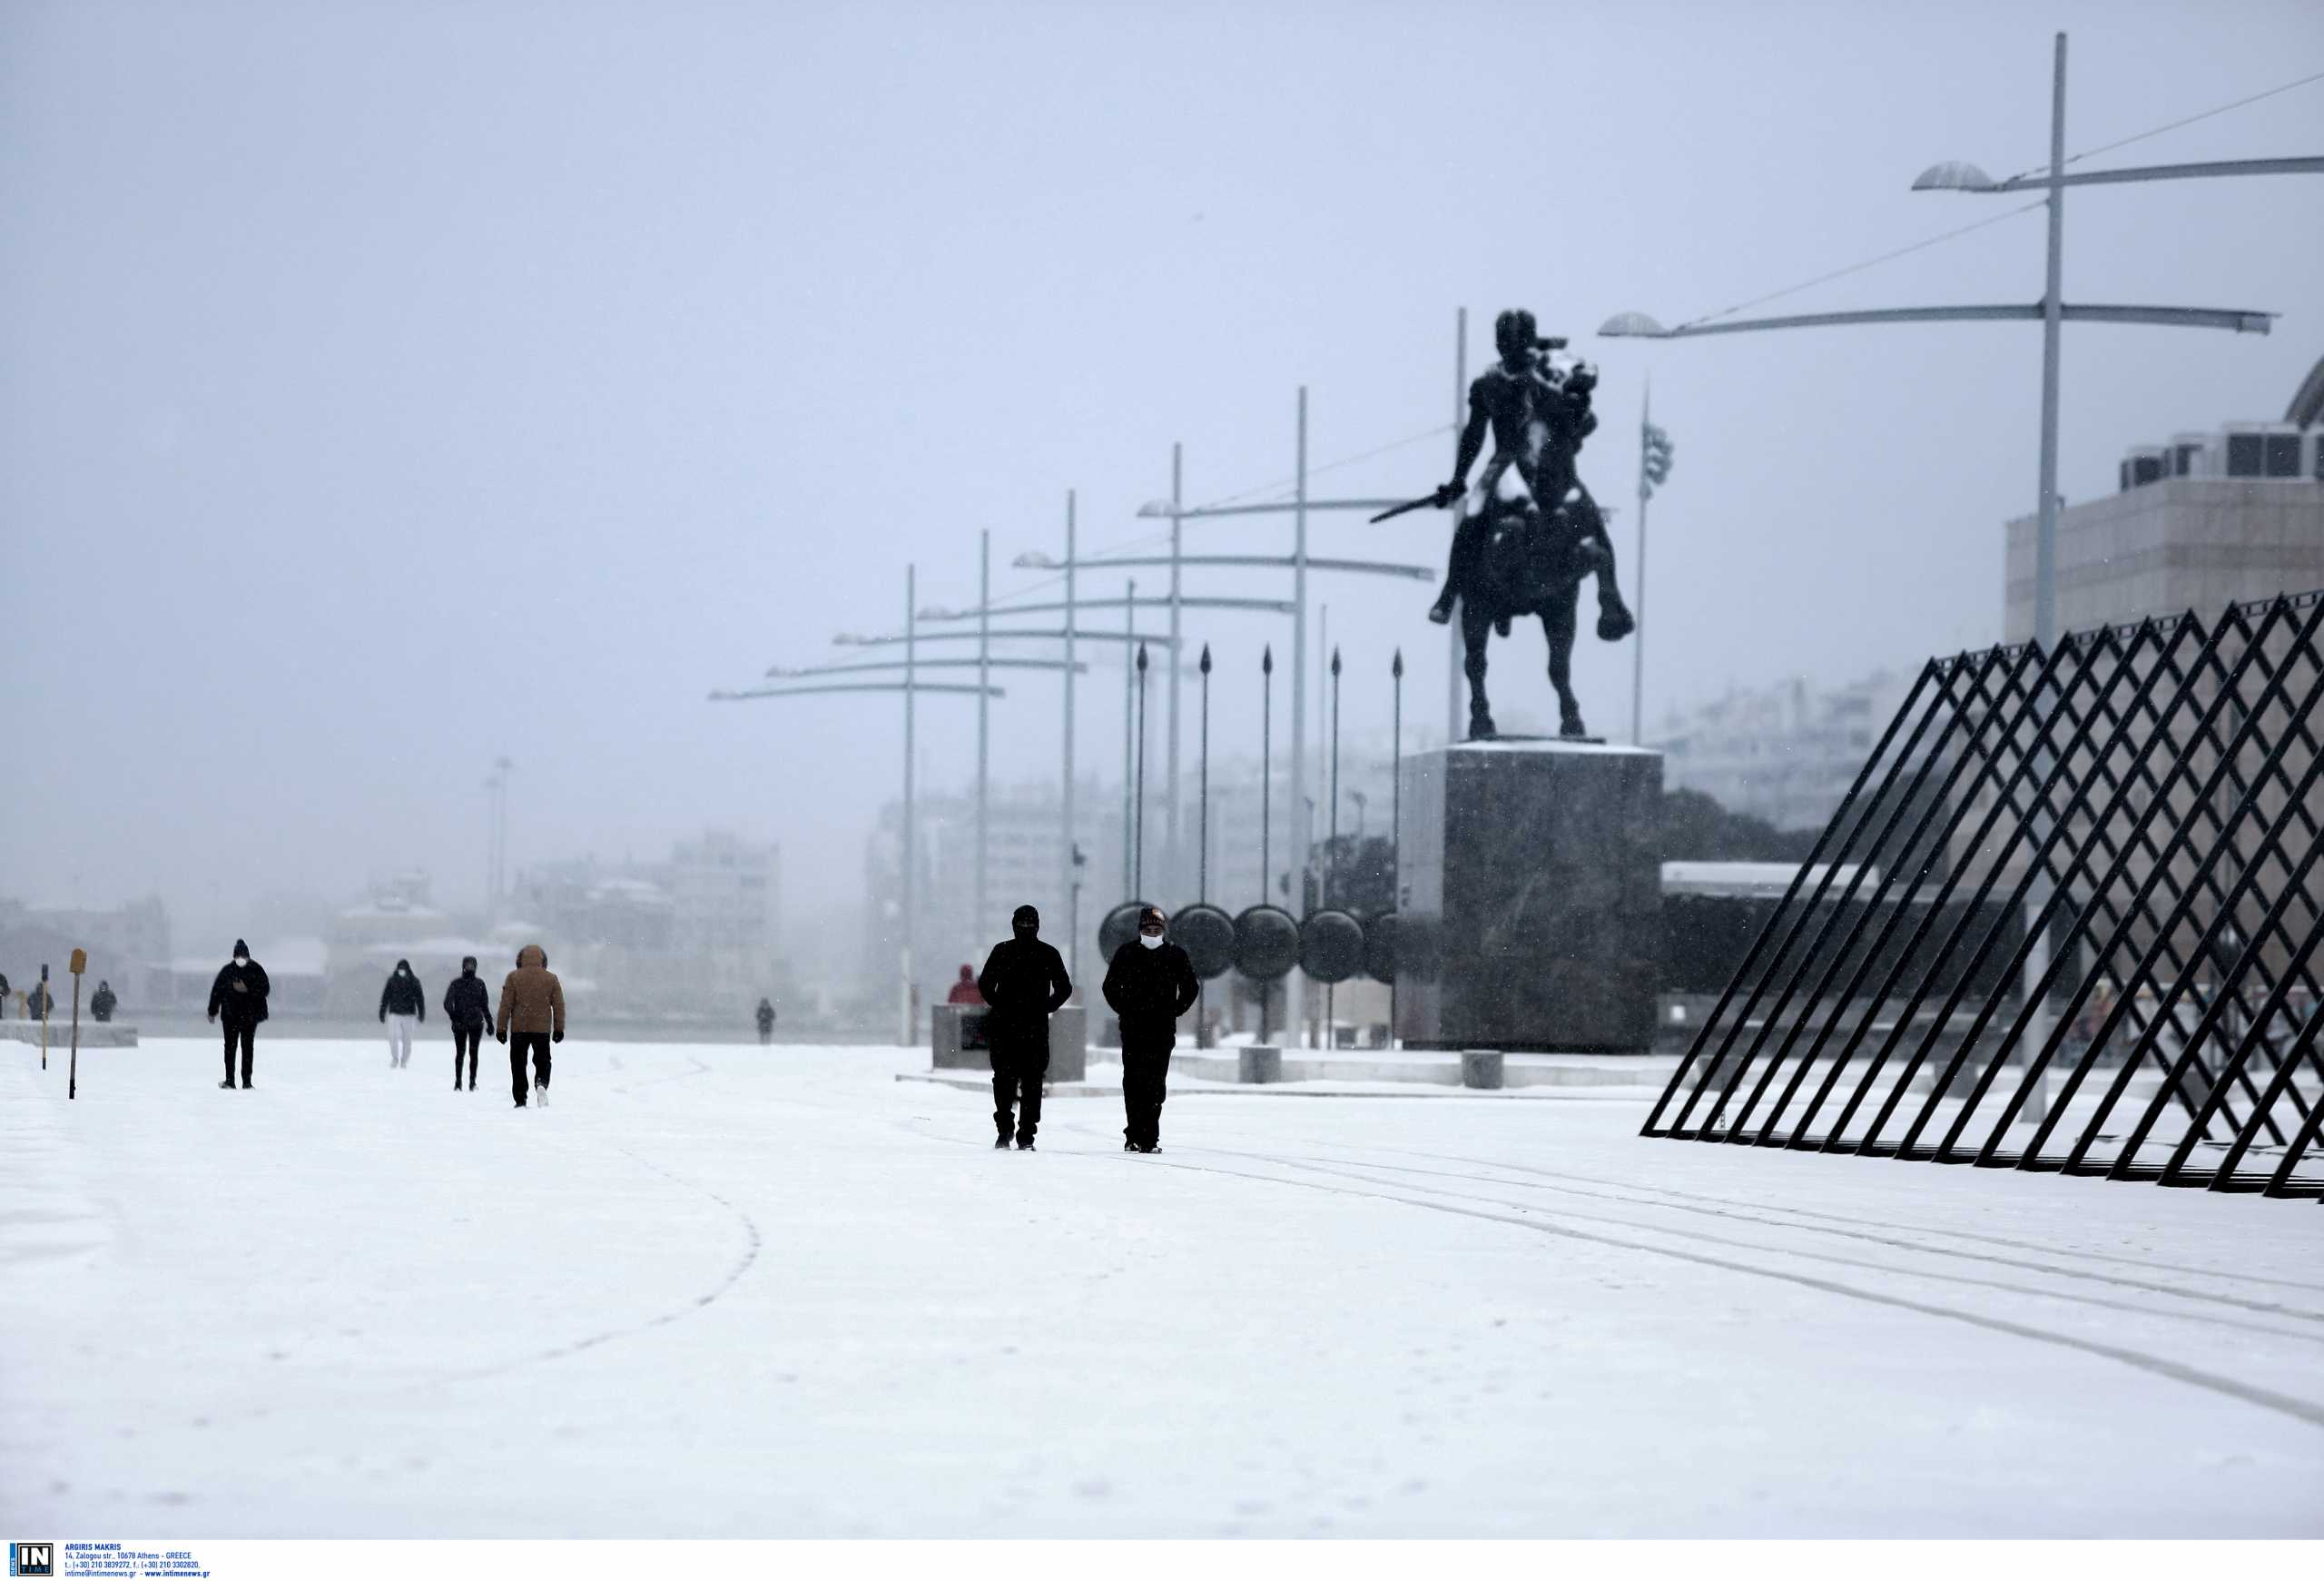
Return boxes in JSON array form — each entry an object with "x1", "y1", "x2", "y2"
[{"x1": 1378, "y1": 308, "x2": 1633, "y2": 739}]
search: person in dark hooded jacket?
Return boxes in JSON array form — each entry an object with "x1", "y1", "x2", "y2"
[
  {"x1": 975, "y1": 904, "x2": 1072, "y2": 1150},
  {"x1": 1102, "y1": 904, "x2": 1200, "y2": 1152},
  {"x1": 379, "y1": 959, "x2": 425, "y2": 1069},
  {"x1": 443, "y1": 956, "x2": 491, "y2": 1090},
  {"x1": 91, "y1": 980, "x2": 117, "y2": 1022},
  {"x1": 206, "y1": 940, "x2": 270, "y2": 1089}
]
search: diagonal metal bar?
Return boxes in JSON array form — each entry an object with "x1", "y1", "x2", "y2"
[
  {"x1": 2106, "y1": 762, "x2": 2324, "y2": 1179},
  {"x1": 2157, "y1": 872, "x2": 2324, "y2": 1184},
  {"x1": 1935, "y1": 630, "x2": 2290, "y2": 1161},
  {"x1": 1665, "y1": 649, "x2": 2004, "y2": 1138},
  {"x1": 1729, "y1": 637, "x2": 2102, "y2": 1146},
  {"x1": 1910, "y1": 606, "x2": 2313, "y2": 1162},
  {"x1": 2206, "y1": 902, "x2": 2324, "y2": 1187},
  {"x1": 1831, "y1": 632, "x2": 2250, "y2": 1162},
  {"x1": 2044, "y1": 598, "x2": 2324, "y2": 1171},
  {"x1": 1817, "y1": 627, "x2": 2191, "y2": 1153},
  {"x1": 1640, "y1": 664, "x2": 1945, "y2": 1135}
]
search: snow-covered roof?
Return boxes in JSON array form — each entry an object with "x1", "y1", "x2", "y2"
[{"x1": 336, "y1": 901, "x2": 451, "y2": 923}]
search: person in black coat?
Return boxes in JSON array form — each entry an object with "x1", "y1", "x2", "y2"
[
  {"x1": 755, "y1": 997, "x2": 776, "y2": 1044},
  {"x1": 91, "y1": 980, "x2": 117, "y2": 1023},
  {"x1": 975, "y1": 904, "x2": 1072, "y2": 1150},
  {"x1": 206, "y1": 940, "x2": 270, "y2": 1089},
  {"x1": 1102, "y1": 904, "x2": 1200, "y2": 1152},
  {"x1": 442, "y1": 956, "x2": 491, "y2": 1091},
  {"x1": 379, "y1": 958, "x2": 425, "y2": 1069}
]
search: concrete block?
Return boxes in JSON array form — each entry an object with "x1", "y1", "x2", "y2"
[
  {"x1": 1461, "y1": 1050, "x2": 1506, "y2": 1089},
  {"x1": 1395, "y1": 739, "x2": 1663, "y2": 1052},
  {"x1": 1238, "y1": 1044, "x2": 1282, "y2": 1084}
]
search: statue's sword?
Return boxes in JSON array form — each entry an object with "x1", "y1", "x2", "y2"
[{"x1": 1369, "y1": 487, "x2": 1456, "y2": 525}]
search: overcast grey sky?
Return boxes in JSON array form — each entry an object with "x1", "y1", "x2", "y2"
[{"x1": 4, "y1": 0, "x2": 2319, "y2": 952}]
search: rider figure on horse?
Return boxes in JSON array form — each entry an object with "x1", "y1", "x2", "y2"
[{"x1": 1425, "y1": 308, "x2": 1634, "y2": 642}]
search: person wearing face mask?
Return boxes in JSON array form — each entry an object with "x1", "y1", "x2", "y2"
[
  {"x1": 974, "y1": 904, "x2": 1073, "y2": 1151},
  {"x1": 1102, "y1": 905, "x2": 1200, "y2": 1153},
  {"x1": 206, "y1": 940, "x2": 271, "y2": 1090},
  {"x1": 379, "y1": 958, "x2": 425, "y2": 1069},
  {"x1": 443, "y1": 956, "x2": 491, "y2": 1091}
]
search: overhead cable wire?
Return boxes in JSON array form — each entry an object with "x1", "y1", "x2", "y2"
[
  {"x1": 1676, "y1": 202, "x2": 2046, "y2": 331},
  {"x1": 2000, "y1": 64, "x2": 2324, "y2": 184}
]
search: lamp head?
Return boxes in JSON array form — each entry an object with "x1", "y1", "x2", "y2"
[
  {"x1": 1911, "y1": 160, "x2": 1998, "y2": 192},
  {"x1": 1598, "y1": 311, "x2": 1669, "y2": 338}
]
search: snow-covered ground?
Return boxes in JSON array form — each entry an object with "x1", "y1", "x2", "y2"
[{"x1": 3, "y1": 1037, "x2": 2319, "y2": 1537}]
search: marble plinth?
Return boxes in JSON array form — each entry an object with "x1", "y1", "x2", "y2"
[{"x1": 1395, "y1": 739, "x2": 1663, "y2": 1052}]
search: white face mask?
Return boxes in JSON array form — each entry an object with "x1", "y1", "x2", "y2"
[
  {"x1": 1138, "y1": 933, "x2": 1163, "y2": 950},
  {"x1": 233, "y1": 954, "x2": 248, "y2": 966}
]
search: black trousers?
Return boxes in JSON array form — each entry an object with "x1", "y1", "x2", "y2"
[
  {"x1": 453, "y1": 1024, "x2": 484, "y2": 1086},
  {"x1": 509, "y1": 1033, "x2": 551, "y2": 1104},
  {"x1": 1122, "y1": 1043, "x2": 1173, "y2": 1147},
  {"x1": 990, "y1": 1052, "x2": 1047, "y2": 1141},
  {"x1": 222, "y1": 1020, "x2": 256, "y2": 1084}
]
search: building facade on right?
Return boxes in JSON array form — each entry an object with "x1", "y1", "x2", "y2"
[{"x1": 2004, "y1": 418, "x2": 2324, "y2": 643}]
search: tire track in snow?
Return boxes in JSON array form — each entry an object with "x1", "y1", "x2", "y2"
[
  {"x1": 1237, "y1": 1151, "x2": 2324, "y2": 1344},
  {"x1": 1231, "y1": 1151, "x2": 2324, "y2": 1325},
  {"x1": 1086, "y1": 1141, "x2": 2324, "y2": 1431},
  {"x1": 1357, "y1": 1148, "x2": 2324, "y2": 1292}
]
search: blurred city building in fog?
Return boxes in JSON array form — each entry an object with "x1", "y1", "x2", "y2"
[{"x1": 1649, "y1": 670, "x2": 1917, "y2": 835}]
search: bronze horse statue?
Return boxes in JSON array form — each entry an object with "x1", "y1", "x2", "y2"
[{"x1": 1455, "y1": 369, "x2": 1631, "y2": 740}]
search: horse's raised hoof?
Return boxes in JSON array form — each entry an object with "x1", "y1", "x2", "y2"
[
  {"x1": 1426, "y1": 601, "x2": 1453, "y2": 626},
  {"x1": 1494, "y1": 615, "x2": 1512, "y2": 638},
  {"x1": 1596, "y1": 602, "x2": 1635, "y2": 642}
]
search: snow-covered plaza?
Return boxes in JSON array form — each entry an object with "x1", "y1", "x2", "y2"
[{"x1": 4, "y1": 1037, "x2": 2319, "y2": 1537}]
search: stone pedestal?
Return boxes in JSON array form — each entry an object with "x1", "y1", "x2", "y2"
[
  {"x1": 1395, "y1": 739, "x2": 1662, "y2": 1052},
  {"x1": 1238, "y1": 1045, "x2": 1282, "y2": 1084},
  {"x1": 932, "y1": 1004, "x2": 1086, "y2": 1082}
]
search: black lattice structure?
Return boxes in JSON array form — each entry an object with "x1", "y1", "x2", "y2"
[{"x1": 1643, "y1": 591, "x2": 2324, "y2": 1199}]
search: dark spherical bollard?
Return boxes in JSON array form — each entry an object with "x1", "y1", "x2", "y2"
[
  {"x1": 1299, "y1": 909, "x2": 1365, "y2": 985},
  {"x1": 1172, "y1": 904, "x2": 1237, "y2": 981},
  {"x1": 1232, "y1": 904, "x2": 1301, "y2": 982},
  {"x1": 1098, "y1": 901, "x2": 1147, "y2": 965},
  {"x1": 1362, "y1": 911, "x2": 1399, "y2": 983}
]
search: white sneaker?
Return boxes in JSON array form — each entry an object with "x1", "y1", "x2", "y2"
[{"x1": 537, "y1": 1087, "x2": 549, "y2": 1107}]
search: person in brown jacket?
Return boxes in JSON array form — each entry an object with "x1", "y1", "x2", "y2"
[{"x1": 495, "y1": 943, "x2": 566, "y2": 1108}]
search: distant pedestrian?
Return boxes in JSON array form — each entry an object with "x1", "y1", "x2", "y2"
[
  {"x1": 495, "y1": 944, "x2": 565, "y2": 1109},
  {"x1": 206, "y1": 939, "x2": 270, "y2": 1090},
  {"x1": 91, "y1": 980, "x2": 117, "y2": 1023},
  {"x1": 27, "y1": 978, "x2": 54, "y2": 1021},
  {"x1": 945, "y1": 964, "x2": 985, "y2": 1006},
  {"x1": 1102, "y1": 905, "x2": 1199, "y2": 1153},
  {"x1": 443, "y1": 956, "x2": 491, "y2": 1091},
  {"x1": 755, "y1": 997, "x2": 776, "y2": 1044},
  {"x1": 379, "y1": 959, "x2": 424, "y2": 1068},
  {"x1": 0, "y1": 972, "x2": 11, "y2": 1018},
  {"x1": 975, "y1": 904, "x2": 1072, "y2": 1151}
]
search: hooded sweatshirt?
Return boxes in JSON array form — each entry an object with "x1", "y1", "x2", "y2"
[
  {"x1": 443, "y1": 963, "x2": 491, "y2": 1029},
  {"x1": 496, "y1": 944, "x2": 566, "y2": 1039},
  {"x1": 379, "y1": 960, "x2": 426, "y2": 1019},
  {"x1": 207, "y1": 941, "x2": 271, "y2": 1024}
]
